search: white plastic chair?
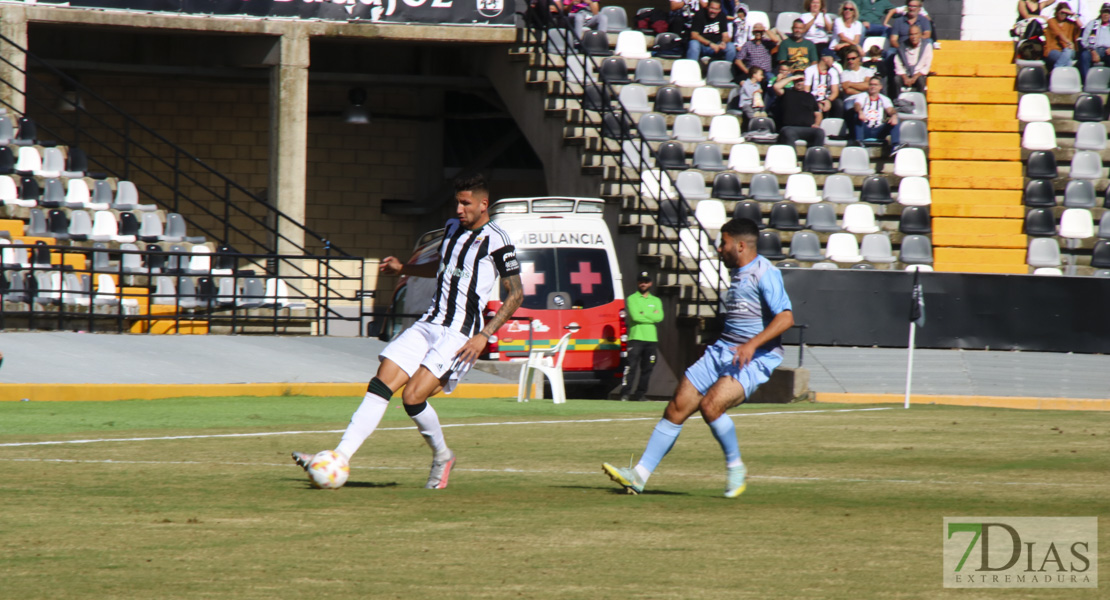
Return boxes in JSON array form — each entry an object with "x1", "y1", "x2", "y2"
[
  {"x1": 698, "y1": 258, "x2": 728, "y2": 289},
  {"x1": 694, "y1": 199, "x2": 727, "y2": 230},
  {"x1": 708, "y1": 115, "x2": 744, "y2": 144},
  {"x1": 1017, "y1": 93, "x2": 1051, "y2": 122},
  {"x1": 896, "y1": 92, "x2": 928, "y2": 120},
  {"x1": 893, "y1": 148, "x2": 928, "y2": 177},
  {"x1": 820, "y1": 118, "x2": 847, "y2": 147},
  {"x1": 622, "y1": 139, "x2": 654, "y2": 168},
  {"x1": 64, "y1": 179, "x2": 91, "y2": 209},
  {"x1": 825, "y1": 232, "x2": 863, "y2": 262},
  {"x1": 747, "y1": 10, "x2": 771, "y2": 35},
  {"x1": 1033, "y1": 267, "x2": 1064, "y2": 276},
  {"x1": 0, "y1": 175, "x2": 20, "y2": 205},
  {"x1": 728, "y1": 143, "x2": 764, "y2": 173},
  {"x1": 839, "y1": 146, "x2": 875, "y2": 175},
  {"x1": 765, "y1": 144, "x2": 801, "y2": 174},
  {"x1": 842, "y1": 204, "x2": 880, "y2": 234},
  {"x1": 669, "y1": 59, "x2": 705, "y2": 87},
  {"x1": 1048, "y1": 66, "x2": 1082, "y2": 94},
  {"x1": 673, "y1": 113, "x2": 707, "y2": 142},
  {"x1": 640, "y1": 169, "x2": 677, "y2": 200},
  {"x1": 1022, "y1": 122, "x2": 1057, "y2": 150},
  {"x1": 1069, "y1": 150, "x2": 1105, "y2": 179},
  {"x1": 1074, "y1": 121, "x2": 1108, "y2": 151},
  {"x1": 897, "y1": 176, "x2": 932, "y2": 206},
  {"x1": 517, "y1": 331, "x2": 573, "y2": 404},
  {"x1": 679, "y1": 228, "x2": 715, "y2": 259},
  {"x1": 822, "y1": 174, "x2": 857, "y2": 203},
  {"x1": 862, "y1": 36, "x2": 886, "y2": 55},
  {"x1": 38, "y1": 147, "x2": 65, "y2": 178},
  {"x1": 186, "y1": 245, "x2": 212, "y2": 275},
  {"x1": 860, "y1": 233, "x2": 896, "y2": 263},
  {"x1": 784, "y1": 173, "x2": 821, "y2": 203},
  {"x1": 618, "y1": 84, "x2": 651, "y2": 113},
  {"x1": 615, "y1": 30, "x2": 651, "y2": 59},
  {"x1": 14, "y1": 146, "x2": 41, "y2": 173},
  {"x1": 774, "y1": 11, "x2": 801, "y2": 34},
  {"x1": 690, "y1": 87, "x2": 725, "y2": 116},
  {"x1": 1027, "y1": 237, "x2": 1062, "y2": 267},
  {"x1": 1059, "y1": 208, "x2": 1094, "y2": 239},
  {"x1": 676, "y1": 170, "x2": 710, "y2": 201}
]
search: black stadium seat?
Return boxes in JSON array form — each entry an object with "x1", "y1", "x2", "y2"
[
  {"x1": 653, "y1": 85, "x2": 685, "y2": 114},
  {"x1": 899, "y1": 205, "x2": 932, "y2": 234},
  {"x1": 1023, "y1": 179, "x2": 1057, "y2": 207},
  {"x1": 711, "y1": 172, "x2": 745, "y2": 200},
  {"x1": 655, "y1": 141, "x2": 688, "y2": 170},
  {"x1": 1023, "y1": 207, "x2": 1057, "y2": 236},
  {"x1": 860, "y1": 174, "x2": 894, "y2": 204},
  {"x1": 1073, "y1": 94, "x2": 1104, "y2": 122},
  {"x1": 757, "y1": 230, "x2": 786, "y2": 260},
  {"x1": 768, "y1": 202, "x2": 803, "y2": 231},
  {"x1": 1016, "y1": 65, "x2": 1048, "y2": 93},
  {"x1": 732, "y1": 200, "x2": 764, "y2": 227},
  {"x1": 803, "y1": 146, "x2": 837, "y2": 174},
  {"x1": 652, "y1": 32, "x2": 683, "y2": 58},
  {"x1": 599, "y1": 57, "x2": 631, "y2": 83},
  {"x1": 580, "y1": 30, "x2": 612, "y2": 56},
  {"x1": 601, "y1": 112, "x2": 632, "y2": 140},
  {"x1": 658, "y1": 199, "x2": 688, "y2": 227},
  {"x1": 1092, "y1": 240, "x2": 1110, "y2": 268},
  {"x1": 1025, "y1": 150, "x2": 1058, "y2": 179},
  {"x1": 582, "y1": 84, "x2": 609, "y2": 112}
]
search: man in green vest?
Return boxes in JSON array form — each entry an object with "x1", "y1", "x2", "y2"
[{"x1": 620, "y1": 272, "x2": 664, "y2": 401}]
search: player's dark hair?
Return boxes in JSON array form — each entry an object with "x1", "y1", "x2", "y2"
[
  {"x1": 721, "y1": 217, "x2": 759, "y2": 242},
  {"x1": 454, "y1": 172, "x2": 489, "y2": 196}
]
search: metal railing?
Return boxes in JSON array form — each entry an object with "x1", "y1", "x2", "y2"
[{"x1": 519, "y1": 8, "x2": 725, "y2": 319}]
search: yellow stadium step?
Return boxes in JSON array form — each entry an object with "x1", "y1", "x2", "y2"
[
  {"x1": 933, "y1": 217, "x2": 1023, "y2": 235},
  {"x1": 928, "y1": 89, "x2": 1018, "y2": 104},
  {"x1": 931, "y1": 233, "x2": 1027, "y2": 249},
  {"x1": 934, "y1": 40, "x2": 1014, "y2": 52},
  {"x1": 930, "y1": 204, "x2": 1025, "y2": 218},
  {"x1": 933, "y1": 248, "x2": 1028, "y2": 273},
  {"x1": 933, "y1": 262, "x2": 1030, "y2": 274},
  {"x1": 929, "y1": 104, "x2": 1019, "y2": 133},
  {"x1": 0, "y1": 219, "x2": 23, "y2": 238},
  {"x1": 931, "y1": 63, "x2": 1016, "y2": 78},
  {"x1": 930, "y1": 160, "x2": 1024, "y2": 190},
  {"x1": 928, "y1": 132, "x2": 1021, "y2": 160},
  {"x1": 929, "y1": 76, "x2": 1015, "y2": 95},
  {"x1": 928, "y1": 146, "x2": 1021, "y2": 160},
  {"x1": 931, "y1": 190, "x2": 1024, "y2": 218}
]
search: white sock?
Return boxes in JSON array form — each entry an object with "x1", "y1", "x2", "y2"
[
  {"x1": 634, "y1": 464, "x2": 652, "y2": 483},
  {"x1": 334, "y1": 392, "x2": 389, "y2": 459},
  {"x1": 409, "y1": 402, "x2": 450, "y2": 460}
]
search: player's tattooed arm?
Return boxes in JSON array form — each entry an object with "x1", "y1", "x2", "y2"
[{"x1": 481, "y1": 273, "x2": 524, "y2": 338}]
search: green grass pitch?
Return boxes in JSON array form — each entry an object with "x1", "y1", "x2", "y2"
[{"x1": 1, "y1": 396, "x2": 1107, "y2": 599}]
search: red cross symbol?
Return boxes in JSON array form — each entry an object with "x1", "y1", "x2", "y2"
[
  {"x1": 520, "y1": 262, "x2": 545, "y2": 296},
  {"x1": 569, "y1": 261, "x2": 601, "y2": 294}
]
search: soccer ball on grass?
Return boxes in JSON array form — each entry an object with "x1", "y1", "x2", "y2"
[{"x1": 306, "y1": 450, "x2": 350, "y2": 489}]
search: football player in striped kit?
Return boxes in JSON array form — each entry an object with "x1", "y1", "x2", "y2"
[{"x1": 294, "y1": 173, "x2": 523, "y2": 489}]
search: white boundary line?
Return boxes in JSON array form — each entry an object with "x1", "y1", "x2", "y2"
[{"x1": 0, "y1": 407, "x2": 893, "y2": 448}]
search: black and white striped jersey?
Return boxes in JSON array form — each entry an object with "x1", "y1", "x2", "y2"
[{"x1": 421, "y1": 218, "x2": 519, "y2": 336}]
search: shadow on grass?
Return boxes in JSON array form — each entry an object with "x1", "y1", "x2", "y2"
[
  {"x1": 556, "y1": 485, "x2": 689, "y2": 496},
  {"x1": 344, "y1": 481, "x2": 400, "y2": 489}
]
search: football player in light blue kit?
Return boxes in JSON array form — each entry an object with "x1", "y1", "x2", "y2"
[{"x1": 603, "y1": 218, "x2": 794, "y2": 497}]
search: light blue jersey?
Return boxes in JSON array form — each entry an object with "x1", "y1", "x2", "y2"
[{"x1": 686, "y1": 255, "x2": 792, "y2": 395}]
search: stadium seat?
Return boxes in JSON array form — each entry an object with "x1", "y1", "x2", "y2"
[
  {"x1": 765, "y1": 145, "x2": 802, "y2": 175},
  {"x1": 0, "y1": 175, "x2": 17, "y2": 206},
  {"x1": 694, "y1": 199, "x2": 728, "y2": 230},
  {"x1": 1026, "y1": 237, "x2": 1062, "y2": 267},
  {"x1": 1021, "y1": 122, "x2": 1056, "y2": 150},
  {"x1": 1059, "y1": 208, "x2": 1094, "y2": 239},
  {"x1": 39, "y1": 148, "x2": 64, "y2": 178},
  {"x1": 860, "y1": 233, "x2": 896, "y2": 263},
  {"x1": 237, "y1": 277, "x2": 266, "y2": 308},
  {"x1": 115, "y1": 243, "x2": 142, "y2": 274},
  {"x1": 1073, "y1": 94, "x2": 1104, "y2": 122},
  {"x1": 711, "y1": 172, "x2": 744, "y2": 200},
  {"x1": 893, "y1": 148, "x2": 928, "y2": 177},
  {"x1": 641, "y1": 169, "x2": 678, "y2": 201},
  {"x1": 1023, "y1": 207, "x2": 1057, "y2": 236},
  {"x1": 747, "y1": 116, "x2": 776, "y2": 134},
  {"x1": 775, "y1": 11, "x2": 802, "y2": 35},
  {"x1": 785, "y1": 174, "x2": 821, "y2": 203},
  {"x1": 749, "y1": 173, "x2": 784, "y2": 201},
  {"x1": 581, "y1": 30, "x2": 612, "y2": 56},
  {"x1": 13, "y1": 117, "x2": 36, "y2": 146},
  {"x1": 618, "y1": 84, "x2": 651, "y2": 113},
  {"x1": 1016, "y1": 65, "x2": 1048, "y2": 92},
  {"x1": 1085, "y1": 66, "x2": 1110, "y2": 93},
  {"x1": 811, "y1": 261, "x2": 839, "y2": 269},
  {"x1": 899, "y1": 205, "x2": 932, "y2": 234},
  {"x1": 843, "y1": 204, "x2": 880, "y2": 234},
  {"x1": 897, "y1": 177, "x2": 932, "y2": 206},
  {"x1": 622, "y1": 139, "x2": 654, "y2": 168},
  {"x1": 1017, "y1": 93, "x2": 1051, "y2": 122},
  {"x1": 45, "y1": 209, "x2": 69, "y2": 240},
  {"x1": 546, "y1": 28, "x2": 571, "y2": 55},
  {"x1": 768, "y1": 202, "x2": 802, "y2": 231},
  {"x1": 14, "y1": 146, "x2": 41, "y2": 174},
  {"x1": 114, "y1": 212, "x2": 139, "y2": 244},
  {"x1": 656, "y1": 141, "x2": 688, "y2": 169},
  {"x1": 602, "y1": 112, "x2": 633, "y2": 140},
  {"x1": 600, "y1": 57, "x2": 631, "y2": 83},
  {"x1": 1074, "y1": 121, "x2": 1108, "y2": 151},
  {"x1": 705, "y1": 61, "x2": 737, "y2": 89},
  {"x1": 88, "y1": 211, "x2": 119, "y2": 243},
  {"x1": 1032, "y1": 267, "x2": 1063, "y2": 276},
  {"x1": 789, "y1": 230, "x2": 825, "y2": 261},
  {"x1": 637, "y1": 112, "x2": 670, "y2": 141},
  {"x1": 67, "y1": 209, "x2": 92, "y2": 242},
  {"x1": 32, "y1": 271, "x2": 61, "y2": 305},
  {"x1": 0, "y1": 116, "x2": 11, "y2": 146},
  {"x1": 615, "y1": 30, "x2": 651, "y2": 59},
  {"x1": 728, "y1": 143, "x2": 764, "y2": 173},
  {"x1": 1048, "y1": 66, "x2": 1082, "y2": 94},
  {"x1": 899, "y1": 120, "x2": 929, "y2": 148},
  {"x1": 18, "y1": 176, "x2": 40, "y2": 205},
  {"x1": 600, "y1": 6, "x2": 628, "y2": 33},
  {"x1": 861, "y1": 36, "x2": 886, "y2": 56},
  {"x1": 1091, "y1": 240, "x2": 1110, "y2": 268},
  {"x1": 899, "y1": 235, "x2": 934, "y2": 264},
  {"x1": 24, "y1": 210, "x2": 46, "y2": 238},
  {"x1": 676, "y1": 170, "x2": 711, "y2": 201},
  {"x1": 896, "y1": 92, "x2": 927, "y2": 120},
  {"x1": 0, "y1": 146, "x2": 14, "y2": 175},
  {"x1": 850, "y1": 262, "x2": 877, "y2": 270},
  {"x1": 822, "y1": 174, "x2": 857, "y2": 203},
  {"x1": 839, "y1": 146, "x2": 875, "y2": 175},
  {"x1": 1023, "y1": 179, "x2": 1057, "y2": 207},
  {"x1": 698, "y1": 258, "x2": 728, "y2": 289},
  {"x1": 820, "y1": 118, "x2": 848, "y2": 147},
  {"x1": 1025, "y1": 150, "x2": 1058, "y2": 179},
  {"x1": 693, "y1": 143, "x2": 726, "y2": 171},
  {"x1": 63, "y1": 179, "x2": 90, "y2": 209},
  {"x1": 708, "y1": 115, "x2": 744, "y2": 145},
  {"x1": 62, "y1": 147, "x2": 87, "y2": 179},
  {"x1": 1096, "y1": 269, "x2": 1110, "y2": 277},
  {"x1": 732, "y1": 200, "x2": 764, "y2": 227},
  {"x1": 806, "y1": 202, "x2": 840, "y2": 232},
  {"x1": 658, "y1": 199, "x2": 688, "y2": 227},
  {"x1": 581, "y1": 84, "x2": 609, "y2": 112},
  {"x1": 1069, "y1": 150, "x2": 1105, "y2": 179},
  {"x1": 757, "y1": 230, "x2": 786, "y2": 260},
  {"x1": 634, "y1": 58, "x2": 667, "y2": 85},
  {"x1": 652, "y1": 32, "x2": 684, "y2": 59},
  {"x1": 185, "y1": 245, "x2": 212, "y2": 276},
  {"x1": 803, "y1": 146, "x2": 837, "y2": 174},
  {"x1": 1099, "y1": 212, "x2": 1110, "y2": 238},
  {"x1": 653, "y1": 85, "x2": 686, "y2": 114},
  {"x1": 679, "y1": 227, "x2": 715, "y2": 259},
  {"x1": 2, "y1": 270, "x2": 29, "y2": 303},
  {"x1": 1063, "y1": 179, "x2": 1097, "y2": 208},
  {"x1": 669, "y1": 59, "x2": 705, "y2": 87},
  {"x1": 690, "y1": 87, "x2": 725, "y2": 116},
  {"x1": 825, "y1": 233, "x2": 862, "y2": 262},
  {"x1": 39, "y1": 178, "x2": 64, "y2": 208}
]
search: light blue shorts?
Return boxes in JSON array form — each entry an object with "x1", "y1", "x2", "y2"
[{"x1": 685, "y1": 339, "x2": 783, "y2": 397}]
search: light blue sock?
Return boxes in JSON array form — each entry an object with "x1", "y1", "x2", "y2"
[
  {"x1": 707, "y1": 414, "x2": 742, "y2": 467},
  {"x1": 636, "y1": 418, "x2": 684, "y2": 476}
]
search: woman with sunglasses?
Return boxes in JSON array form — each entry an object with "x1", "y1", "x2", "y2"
[
  {"x1": 834, "y1": 1, "x2": 864, "y2": 53},
  {"x1": 800, "y1": 0, "x2": 835, "y2": 54}
]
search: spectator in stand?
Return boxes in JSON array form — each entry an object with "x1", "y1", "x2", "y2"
[
  {"x1": 778, "y1": 19, "x2": 820, "y2": 70},
  {"x1": 893, "y1": 24, "x2": 933, "y2": 93},
  {"x1": 1045, "y1": 4, "x2": 1081, "y2": 69},
  {"x1": 730, "y1": 3, "x2": 750, "y2": 49},
  {"x1": 550, "y1": 0, "x2": 609, "y2": 39},
  {"x1": 735, "y1": 22, "x2": 780, "y2": 79},
  {"x1": 853, "y1": 76, "x2": 901, "y2": 146},
  {"x1": 687, "y1": 0, "x2": 737, "y2": 62},
  {"x1": 739, "y1": 66, "x2": 767, "y2": 119},
  {"x1": 1020, "y1": 0, "x2": 1057, "y2": 19},
  {"x1": 764, "y1": 62, "x2": 794, "y2": 116},
  {"x1": 840, "y1": 47, "x2": 876, "y2": 120},
  {"x1": 887, "y1": 0, "x2": 932, "y2": 58},
  {"x1": 773, "y1": 71, "x2": 827, "y2": 146},
  {"x1": 670, "y1": 0, "x2": 707, "y2": 34},
  {"x1": 834, "y1": 1, "x2": 865, "y2": 53},
  {"x1": 858, "y1": 0, "x2": 895, "y2": 37},
  {"x1": 800, "y1": 0, "x2": 835, "y2": 53},
  {"x1": 1078, "y1": 4, "x2": 1110, "y2": 80},
  {"x1": 805, "y1": 48, "x2": 844, "y2": 118}
]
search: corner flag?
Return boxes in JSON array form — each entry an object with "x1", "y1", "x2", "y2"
[{"x1": 909, "y1": 268, "x2": 925, "y2": 328}]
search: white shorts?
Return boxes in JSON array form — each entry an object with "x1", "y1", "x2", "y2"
[{"x1": 379, "y1": 320, "x2": 473, "y2": 394}]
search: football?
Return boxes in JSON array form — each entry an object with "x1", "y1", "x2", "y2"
[{"x1": 307, "y1": 450, "x2": 350, "y2": 489}]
